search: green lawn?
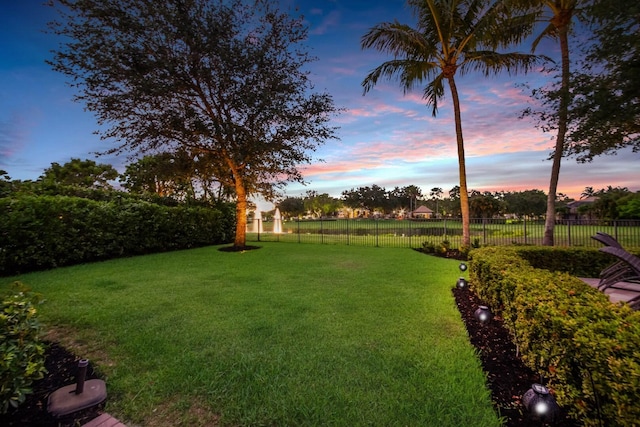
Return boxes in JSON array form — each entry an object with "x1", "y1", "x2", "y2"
[{"x1": 3, "y1": 243, "x2": 502, "y2": 426}]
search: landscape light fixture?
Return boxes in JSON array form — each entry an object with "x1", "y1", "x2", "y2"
[
  {"x1": 474, "y1": 305, "x2": 492, "y2": 324},
  {"x1": 522, "y1": 383, "x2": 560, "y2": 422},
  {"x1": 48, "y1": 359, "x2": 107, "y2": 417},
  {"x1": 456, "y1": 277, "x2": 468, "y2": 289},
  {"x1": 459, "y1": 262, "x2": 468, "y2": 272}
]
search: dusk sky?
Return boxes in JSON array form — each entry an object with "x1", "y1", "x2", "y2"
[{"x1": 1, "y1": 0, "x2": 638, "y2": 209}]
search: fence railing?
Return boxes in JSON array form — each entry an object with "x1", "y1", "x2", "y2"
[{"x1": 246, "y1": 218, "x2": 640, "y2": 248}]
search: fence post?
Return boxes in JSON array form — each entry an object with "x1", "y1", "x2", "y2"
[
  {"x1": 567, "y1": 219, "x2": 572, "y2": 246},
  {"x1": 321, "y1": 218, "x2": 324, "y2": 244},
  {"x1": 614, "y1": 220, "x2": 619, "y2": 241},
  {"x1": 346, "y1": 218, "x2": 350, "y2": 245},
  {"x1": 483, "y1": 218, "x2": 487, "y2": 245},
  {"x1": 523, "y1": 218, "x2": 527, "y2": 245},
  {"x1": 375, "y1": 219, "x2": 379, "y2": 247},
  {"x1": 297, "y1": 219, "x2": 300, "y2": 243}
]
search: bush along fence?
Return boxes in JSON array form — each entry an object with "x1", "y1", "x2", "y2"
[
  {"x1": 247, "y1": 218, "x2": 640, "y2": 249},
  {"x1": 0, "y1": 195, "x2": 235, "y2": 276},
  {"x1": 469, "y1": 246, "x2": 640, "y2": 427}
]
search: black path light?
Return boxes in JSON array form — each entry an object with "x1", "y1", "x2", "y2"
[
  {"x1": 474, "y1": 305, "x2": 492, "y2": 324},
  {"x1": 522, "y1": 383, "x2": 560, "y2": 422},
  {"x1": 456, "y1": 277, "x2": 468, "y2": 288},
  {"x1": 456, "y1": 262, "x2": 468, "y2": 288}
]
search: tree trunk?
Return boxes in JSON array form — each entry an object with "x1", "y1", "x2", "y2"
[
  {"x1": 543, "y1": 21, "x2": 571, "y2": 246},
  {"x1": 447, "y1": 77, "x2": 471, "y2": 248},
  {"x1": 234, "y1": 176, "x2": 248, "y2": 248}
]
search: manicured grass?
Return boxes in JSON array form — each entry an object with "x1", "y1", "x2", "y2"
[{"x1": 3, "y1": 243, "x2": 501, "y2": 426}]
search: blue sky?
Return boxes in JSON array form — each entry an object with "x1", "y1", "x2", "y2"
[{"x1": 1, "y1": 0, "x2": 638, "y2": 207}]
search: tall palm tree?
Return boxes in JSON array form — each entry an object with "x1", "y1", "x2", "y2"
[
  {"x1": 430, "y1": 187, "x2": 443, "y2": 217},
  {"x1": 580, "y1": 186, "x2": 595, "y2": 199},
  {"x1": 361, "y1": 0, "x2": 542, "y2": 247},
  {"x1": 509, "y1": 0, "x2": 583, "y2": 245}
]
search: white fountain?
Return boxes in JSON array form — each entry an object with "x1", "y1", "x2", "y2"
[
  {"x1": 254, "y1": 210, "x2": 263, "y2": 233},
  {"x1": 273, "y1": 208, "x2": 283, "y2": 233}
]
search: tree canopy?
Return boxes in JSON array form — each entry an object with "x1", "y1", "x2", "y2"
[
  {"x1": 48, "y1": 0, "x2": 339, "y2": 247},
  {"x1": 119, "y1": 150, "x2": 233, "y2": 204},
  {"x1": 40, "y1": 158, "x2": 118, "y2": 189},
  {"x1": 566, "y1": 0, "x2": 640, "y2": 161}
]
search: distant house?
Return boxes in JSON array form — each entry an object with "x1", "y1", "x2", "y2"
[
  {"x1": 411, "y1": 205, "x2": 433, "y2": 219},
  {"x1": 564, "y1": 196, "x2": 598, "y2": 220}
]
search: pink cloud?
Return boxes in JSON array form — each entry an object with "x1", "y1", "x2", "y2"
[
  {"x1": 310, "y1": 10, "x2": 341, "y2": 35},
  {"x1": 0, "y1": 112, "x2": 30, "y2": 164}
]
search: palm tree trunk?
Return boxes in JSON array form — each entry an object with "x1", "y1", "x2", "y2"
[
  {"x1": 447, "y1": 77, "x2": 471, "y2": 247},
  {"x1": 543, "y1": 22, "x2": 571, "y2": 246}
]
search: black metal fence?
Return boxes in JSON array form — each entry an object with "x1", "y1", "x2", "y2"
[{"x1": 247, "y1": 218, "x2": 640, "y2": 248}]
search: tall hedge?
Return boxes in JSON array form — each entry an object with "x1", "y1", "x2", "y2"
[
  {"x1": 469, "y1": 246, "x2": 640, "y2": 427},
  {"x1": 0, "y1": 196, "x2": 235, "y2": 276}
]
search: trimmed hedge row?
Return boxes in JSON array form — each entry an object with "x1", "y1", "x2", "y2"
[
  {"x1": 510, "y1": 246, "x2": 616, "y2": 278},
  {"x1": 469, "y1": 246, "x2": 640, "y2": 427},
  {"x1": 0, "y1": 196, "x2": 235, "y2": 276}
]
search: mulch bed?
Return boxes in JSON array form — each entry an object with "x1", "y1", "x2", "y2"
[{"x1": 453, "y1": 285, "x2": 578, "y2": 426}]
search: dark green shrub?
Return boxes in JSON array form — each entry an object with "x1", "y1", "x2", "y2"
[
  {"x1": 469, "y1": 247, "x2": 640, "y2": 426},
  {"x1": 0, "y1": 282, "x2": 47, "y2": 414},
  {"x1": 0, "y1": 196, "x2": 235, "y2": 275},
  {"x1": 436, "y1": 239, "x2": 450, "y2": 255},
  {"x1": 421, "y1": 241, "x2": 435, "y2": 253}
]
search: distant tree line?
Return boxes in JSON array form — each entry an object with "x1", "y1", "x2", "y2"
[
  {"x1": 3, "y1": 159, "x2": 639, "y2": 223},
  {"x1": 276, "y1": 185, "x2": 640, "y2": 221}
]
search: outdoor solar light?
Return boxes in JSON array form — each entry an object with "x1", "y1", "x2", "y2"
[
  {"x1": 456, "y1": 277, "x2": 468, "y2": 289},
  {"x1": 522, "y1": 383, "x2": 560, "y2": 422},
  {"x1": 459, "y1": 262, "x2": 468, "y2": 272},
  {"x1": 474, "y1": 305, "x2": 492, "y2": 324}
]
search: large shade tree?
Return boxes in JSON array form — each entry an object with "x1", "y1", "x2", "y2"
[
  {"x1": 48, "y1": 0, "x2": 339, "y2": 248},
  {"x1": 361, "y1": 0, "x2": 541, "y2": 247}
]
